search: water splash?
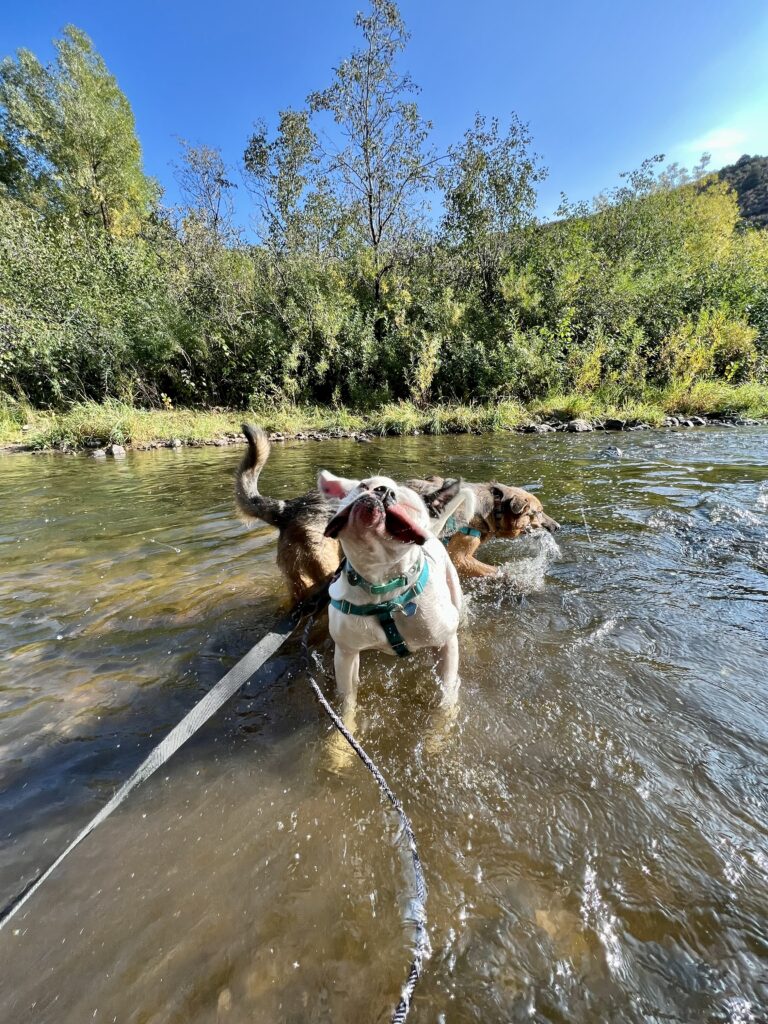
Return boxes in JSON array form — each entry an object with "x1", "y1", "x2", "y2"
[{"x1": 496, "y1": 530, "x2": 562, "y2": 593}]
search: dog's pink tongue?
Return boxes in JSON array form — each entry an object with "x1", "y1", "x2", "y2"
[{"x1": 385, "y1": 503, "x2": 429, "y2": 544}]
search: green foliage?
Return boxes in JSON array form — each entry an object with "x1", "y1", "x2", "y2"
[
  {"x1": 174, "y1": 140, "x2": 236, "y2": 242},
  {"x1": 439, "y1": 113, "x2": 546, "y2": 296},
  {"x1": 308, "y1": 0, "x2": 436, "y2": 302},
  {"x1": 0, "y1": 192, "x2": 177, "y2": 405},
  {"x1": 661, "y1": 310, "x2": 758, "y2": 384},
  {"x1": 0, "y1": 26, "x2": 156, "y2": 234},
  {"x1": 1, "y1": 12, "x2": 768, "y2": 420},
  {"x1": 243, "y1": 110, "x2": 330, "y2": 254}
]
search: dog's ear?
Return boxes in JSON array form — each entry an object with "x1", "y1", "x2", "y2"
[
  {"x1": 491, "y1": 484, "x2": 530, "y2": 517},
  {"x1": 505, "y1": 492, "x2": 531, "y2": 516},
  {"x1": 324, "y1": 505, "x2": 353, "y2": 538},
  {"x1": 421, "y1": 477, "x2": 461, "y2": 517},
  {"x1": 317, "y1": 470, "x2": 358, "y2": 499}
]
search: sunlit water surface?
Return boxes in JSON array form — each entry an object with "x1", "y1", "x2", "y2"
[{"x1": 1, "y1": 429, "x2": 767, "y2": 1023}]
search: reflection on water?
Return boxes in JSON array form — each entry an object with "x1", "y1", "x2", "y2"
[{"x1": 1, "y1": 429, "x2": 767, "y2": 1023}]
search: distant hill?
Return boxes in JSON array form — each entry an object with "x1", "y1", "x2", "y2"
[{"x1": 717, "y1": 154, "x2": 768, "y2": 229}]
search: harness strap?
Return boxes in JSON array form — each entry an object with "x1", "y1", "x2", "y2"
[
  {"x1": 330, "y1": 557, "x2": 430, "y2": 657},
  {"x1": 441, "y1": 524, "x2": 483, "y2": 546}
]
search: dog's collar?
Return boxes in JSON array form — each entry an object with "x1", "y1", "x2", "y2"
[
  {"x1": 492, "y1": 491, "x2": 504, "y2": 527},
  {"x1": 344, "y1": 556, "x2": 422, "y2": 595},
  {"x1": 330, "y1": 557, "x2": 430, "y2": 657}
]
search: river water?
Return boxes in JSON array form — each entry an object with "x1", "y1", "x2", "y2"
[{"x1": 1, "y1": 428, "x2": 767, "y2": 1023}]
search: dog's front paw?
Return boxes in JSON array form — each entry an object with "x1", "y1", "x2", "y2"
[
  {"x1": 423, "y1": 699, "x2": 460, "y2": 757},
  {"x1": 325, "y1": 726, "x2": 357, "y2": 774}
]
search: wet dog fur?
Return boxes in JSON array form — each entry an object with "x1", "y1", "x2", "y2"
[
  {"x1": 235, "y1": 425, "x2": 466, "y2": 600},
  {"x1": 235, "y1": 425, "x2": 341, "y2": 603},
  {"x1": 235, "y1": 425, "x2": 560, "y2": 595},
  {"x1": 409, "y1": 476, "x2": 560, "y2": 577}
]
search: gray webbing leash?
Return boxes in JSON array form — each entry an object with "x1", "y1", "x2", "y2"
[
  {"x1": 1, "y1": 587, "x2": 429, "y2": 1023},
  {"x1": 0, "y1": 595, "x2": 312, "y2": 932}
]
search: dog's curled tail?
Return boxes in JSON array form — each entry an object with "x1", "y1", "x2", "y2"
[{"x1": 235, "y1": 423, "x2": 286, "y2": 528}]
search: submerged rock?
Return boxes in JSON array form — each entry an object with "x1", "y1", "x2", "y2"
[
  {"x1": 567, "y1": 418, "x2": 593, "y2": 432},
  {"x1": 107, "y1": 443, "x2": 126, "y2": 458},
  {"x1": 90, "y1": 448, "x2": 107, "y2": 458}
]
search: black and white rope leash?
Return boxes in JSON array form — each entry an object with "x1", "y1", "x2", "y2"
[{"x1": 302, "y1": 618, "x2": 429, "y2": 1022}]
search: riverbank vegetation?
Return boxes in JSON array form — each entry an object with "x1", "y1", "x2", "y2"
[
  {"x1": 2, "y1": 383, "x2": 767, "y2": 450},
  {"x1": 1, "y1": 5, "x2": 767, "y2": 441}
]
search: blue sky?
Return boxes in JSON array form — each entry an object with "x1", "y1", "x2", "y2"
[{"x1": 2, "y1": 0, "x2": 767, "y2": 225}]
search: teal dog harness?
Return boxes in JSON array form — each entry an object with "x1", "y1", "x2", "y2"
[
  {"x1": 440, "y1": 514, "x2": 482, "y2": 546},
  {"x1": 330, "y1": 556, "x2": 430, "y2": 657}
]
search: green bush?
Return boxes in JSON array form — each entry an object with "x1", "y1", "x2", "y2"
[{"x1": 661, "y1": 310, "x2": 758, "y2": 385}]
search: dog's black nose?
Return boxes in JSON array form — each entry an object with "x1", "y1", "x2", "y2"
[{"x1": 373, "y1": 485, "x2": 397, "y2": 508}]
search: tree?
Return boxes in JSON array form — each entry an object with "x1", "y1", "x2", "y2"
[
  {"x1": 0, "y1": 26, "x2": 155, "y2": 235},
  {"x1": 243, "y1": 109, "x2": 326, "y2": 254},
  {"x1": 174, "y1": 139, "x2": 236, "y2": 242},
  {"x1": 308, "y1": 0, "x2": 436, "y2": 304},
  {"x1": 439, "y1": 113, "x2": 546, "y2": 296}
]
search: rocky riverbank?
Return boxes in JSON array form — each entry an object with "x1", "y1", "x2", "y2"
[{"x1": 53, "y1": 411, "x2": 768, "y2": 458}]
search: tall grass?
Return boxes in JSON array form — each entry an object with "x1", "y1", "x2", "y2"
[
  {"x1": 1, "y1": 385, "x2": 766, "y2": 450},
  {"x1": 661, "y1": 380, "x2": 768, "y2": 418}
]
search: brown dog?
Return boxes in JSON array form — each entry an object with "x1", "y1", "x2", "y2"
[
  {"x1": 409, "y1": 476, "x2": 560, "y2": 577},
  {"x1": 235, "y1": 425, "x2": 341, "y2": 603}
]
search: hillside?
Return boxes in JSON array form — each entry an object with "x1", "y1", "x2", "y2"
[{"x1": 718, "y1": 154, "x2": 768, "y2": 228}]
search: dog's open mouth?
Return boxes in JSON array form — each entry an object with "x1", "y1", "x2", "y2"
[
  {"x1": 383, "y1": 503, "x2": 429, "y2": 544},
  {"x1": 324, "y1": 496, "x2": 429, "y2": 544}
]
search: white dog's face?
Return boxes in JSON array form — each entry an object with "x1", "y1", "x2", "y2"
[{"x1": 318, "y1": 471, "x2": 431, "y2": 549}]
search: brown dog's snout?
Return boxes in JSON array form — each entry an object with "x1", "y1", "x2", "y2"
[{"x1": 541, "y1": 513, "x2": 560, "y2": 532}]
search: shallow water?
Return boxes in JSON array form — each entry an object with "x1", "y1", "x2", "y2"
[{"x1": 1, "y1": 428, "x2": 767, "y2": 1023}]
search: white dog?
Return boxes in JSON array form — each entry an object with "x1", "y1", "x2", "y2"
[{"x1": 317, "y1": 470, "x2": 467, "y2": 724}]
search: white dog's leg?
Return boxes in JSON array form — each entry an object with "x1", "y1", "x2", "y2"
[
  {"x1": 436, "y1": 634, "x2": 460, "y2": 708},
  {"x1": 334, "y1": 644, "x2": 360, "y2": 728},
  {"x1": 445, "y1": 559, "x2": 462, "y2": 614},
  {"x1": 423, "y1": 634, "x2": 461, "y2": 755}
]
